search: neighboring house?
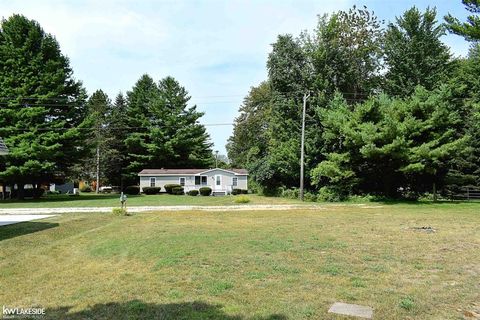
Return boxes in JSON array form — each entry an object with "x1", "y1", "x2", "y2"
[
  {"x1": 50, "y1": 182, "x2": 75, "y2": 194},
  {"x1": 0, "y1": 138, "x2": 8, "y2": 155},
  {"x1": 138, "y1": 168, "x2": 248, "y2": 195}
]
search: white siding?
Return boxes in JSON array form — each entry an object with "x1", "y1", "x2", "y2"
[{"x1": 139, "y1": 169, "x2": 248, "y2": 193}]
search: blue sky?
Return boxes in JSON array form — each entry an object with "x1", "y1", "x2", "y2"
[{"x1": 0, "y1": 0, "x2": 472, "y2": 155}]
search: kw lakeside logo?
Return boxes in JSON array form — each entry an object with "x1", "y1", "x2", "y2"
[{"x1": 2, "y1": 306, "x2": 45, "y2": 319}]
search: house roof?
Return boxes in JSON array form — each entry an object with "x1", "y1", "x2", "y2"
[
  {"x1": 138, "y1": 168, "x2": 248, "y2": 176},
  {"x1": 0, "y1": 138, "x2": 8, "y2": 155}
]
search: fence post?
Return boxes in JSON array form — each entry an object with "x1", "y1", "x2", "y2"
[{"x1": 467, "y1": 187, "x2": 470, "y2": 200}]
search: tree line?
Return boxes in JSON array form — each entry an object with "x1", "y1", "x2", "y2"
[
  {"x1": 227, "y1": 2, "x2": 480, "y2": 200},
  {"x1": 0, "y1": 14, "x2": 214, "y2": 199}
]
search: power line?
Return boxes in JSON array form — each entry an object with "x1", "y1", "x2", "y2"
[{"x1": 0, "y1": 123, "x2": 235, "y2": 132}]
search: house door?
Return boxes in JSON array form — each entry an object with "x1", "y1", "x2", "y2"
[{"x1": 214, "y1": 175, "x2": 222, "y2": 191}]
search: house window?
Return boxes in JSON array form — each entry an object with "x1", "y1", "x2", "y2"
[
  {"x1": 232, "y1": 177, "x2": 238, "y2": 187},
  {"x1": 216, "y1": 175, "x2": 221, "y2": 186},
  {"x1": 179, "y1": 177, "x2": 186, "y2": 186},
  {"x1": 150, "y1": 177, "x2": 156, "y2": 187},
  {"x1": 195, "y1": 176, "x2": 208, "y2": 185}
]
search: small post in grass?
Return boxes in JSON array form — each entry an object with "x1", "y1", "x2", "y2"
[{"x1": 120, "y1": 192, "x2": 127, "y2": 210}]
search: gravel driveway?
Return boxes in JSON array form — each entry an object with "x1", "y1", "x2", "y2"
[{"x1": 0, "y1": 204, "x2": 327, "y2": 215}]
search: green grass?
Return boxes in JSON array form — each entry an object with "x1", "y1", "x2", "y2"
[
  {"x1": 0, "y1": 193, "x2": 303, "y2": 208},
  {"x1": 1, "y1": 203, "x2": 479, "y2": 319}
]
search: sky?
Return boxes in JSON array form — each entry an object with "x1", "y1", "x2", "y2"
[{"x1": 0, "y1": 0, "x2": 472, "y2": 155}]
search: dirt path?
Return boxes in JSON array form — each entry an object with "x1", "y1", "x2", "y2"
[{"x1": 0, "y1": 203, "x2": 384, "y2": 215}]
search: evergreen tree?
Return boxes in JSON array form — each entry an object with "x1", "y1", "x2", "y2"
[
  {"x1": 124, "y1": 74, "x2": 159, "y2": 183},
  {"x1": 445, "y1": 0, "x2": 480, "y2": 41},
  {"x1": 0, "y1": 14, "x2": 87, "y2": 198},
  {"x1": 124, "y1": 75, "x2": 213, "y2": 184},
  {"x1": 443, "y1": 44, "x2": 480, "y2": 191},
  {"x1": 103, "y1": 93, "x2": 129, "y2": 187},
  {"x1": 312, "y1": 87, "x2": 469, "y2": 199},
  {"x1": 82, "y1": 90, "x2": 111, "y2": 192}
]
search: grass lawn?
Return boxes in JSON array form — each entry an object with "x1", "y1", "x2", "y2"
[
  {"x1": 1, "y1": 203, "x2": 479, "y2": 319},
  {"x1": 0, "y1": 193, "x2": 304, "y2": 208}
]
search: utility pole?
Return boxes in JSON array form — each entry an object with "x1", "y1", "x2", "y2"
[
  {"x1": 300, "y1": 92, "x2": 309, "y2": 201},
  {"x1": 215, "y1": 150, "x2": 219, "y2": 168}
]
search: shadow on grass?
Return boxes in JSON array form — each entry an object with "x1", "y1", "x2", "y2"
[
  {"x1": 46, "y1": 300, "x2": 287, "y2": 320},
  {"x1": 0, "y1": 221, "x2": 59, "y2": 241}
]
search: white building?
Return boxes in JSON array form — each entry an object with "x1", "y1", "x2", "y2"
[{"x1": 138, "y1": 168, "x2": 248, "y2": 195}]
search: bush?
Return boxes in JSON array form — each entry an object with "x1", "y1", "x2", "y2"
[
  {"x1": 317, "y1": 186, "x2": 343, "y2": 202},
  {"x1": 165, "y1": 184, "x2": 181, "y2": 194},
  {"x1": 187, "y1": 190, "x2": 199, "y2": 196},
  {"x1": 142, "y1": 187, "x2": 161, "y2": 195},
  {"x1": 80, "y1": 185, "x2": 92, "y2": 193},
  {"x1": 232, "y1": 188, "x2": 248, "y2": 195},
  {"x1": 282, "y1": 188, "x2": 299, "y2": 199},
  {"x1": 233, "y1": 195, "x2": 250, "y2": 203},
  {"x1": 199, "y1": 187, "x2": 212, "y2": 196},
  {"x1": 304, "y1": 192, "x2": 317, "y2": 202},
  {"x1": 112, "y1": 208, "x2": 129, "y2": 216},
  {"x1": 23, "y1": 188, "x2": 45, "y2": 199},
  {"x1": 124, "y1": 185, "x2": 140, "y2": 195},
  {"x1": 172, "y1": 186, "x2": 184, "y2": 195}
]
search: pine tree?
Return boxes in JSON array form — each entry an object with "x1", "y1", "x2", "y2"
[
  {"x1": 85, "y1": 90, "x2": 111, "y2": 192},
  {"x1": 445, "y1": 0, "x2": 480, "y2": 41},
  {"x1": 124, "y1": 75, "x2": 213, "y2": 184},
  {"x1": 0, "y1": 15, "x2": 87, "y2": 199},
  {"x1": 103, "y1": 93, "x2": 129, "y2": 187}
]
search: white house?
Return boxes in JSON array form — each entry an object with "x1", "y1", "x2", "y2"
[{"x1": 138, "y1": 168, "x2": 248, "y2": 195}]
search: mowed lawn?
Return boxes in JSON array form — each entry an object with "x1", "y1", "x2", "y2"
[
  {"x1": 0, "y1": 193, "x2": 304, "y2": 208},
  {"x1": 1, "y1": 203, "x2": 479, "y2": 319}
]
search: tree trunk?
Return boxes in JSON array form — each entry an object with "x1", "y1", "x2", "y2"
[
  {"x1": 96, "y1": 145, "x2": 100, "y2": 194},
  {"x1": 17, "y1": 184, "x2": 25, "y2": 200},
  {"x1": 433, "y1": 182, "x2": 437, "y2": 202}
]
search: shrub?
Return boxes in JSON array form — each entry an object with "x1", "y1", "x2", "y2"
[
  {"x1": 231, "y1": 188, "x2": 242, "y2": 195},
  {"x1": 80, "y1": 185, "x2": 92, "y2": 193},
  {"x1": 304, "y1": 192, "x2": 317, "y2": 202},
  {"x1": 23, "y1": 188, "x2": 45, "y2": 198},
  {"x1": 232, "y1": 188, "x2": 248, "y2": 195},
  {"x1": 199, "y1": 187, "x2": 212, "y2": 196},
  {"x1": 282, "y1": 188, "x2": 299, "y2": 199},
  {"x1": 187, "y1": 190, "x2": 199, "y2": 196},
  {"x1": 165, "y1": 184, "x2": 181, "y2": 194},
  {"x1": 172, "y1": 186, "x2": 184, "y2": 195},
  {"x1": 124, "y1": 185, "x2": 140, "y2": 195},
  {"x1": 142, "y1": 187, "x2": 161, "y2": 195},
  {"x1": 317, "y1": 186, "x2": 343, "y2": 202},
  {"x1": 233, "y1": 195, "x2": 250, "y2": 203},
  {"x1": 112, "y1": 208, "x2": 129, "y2": 216}
]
